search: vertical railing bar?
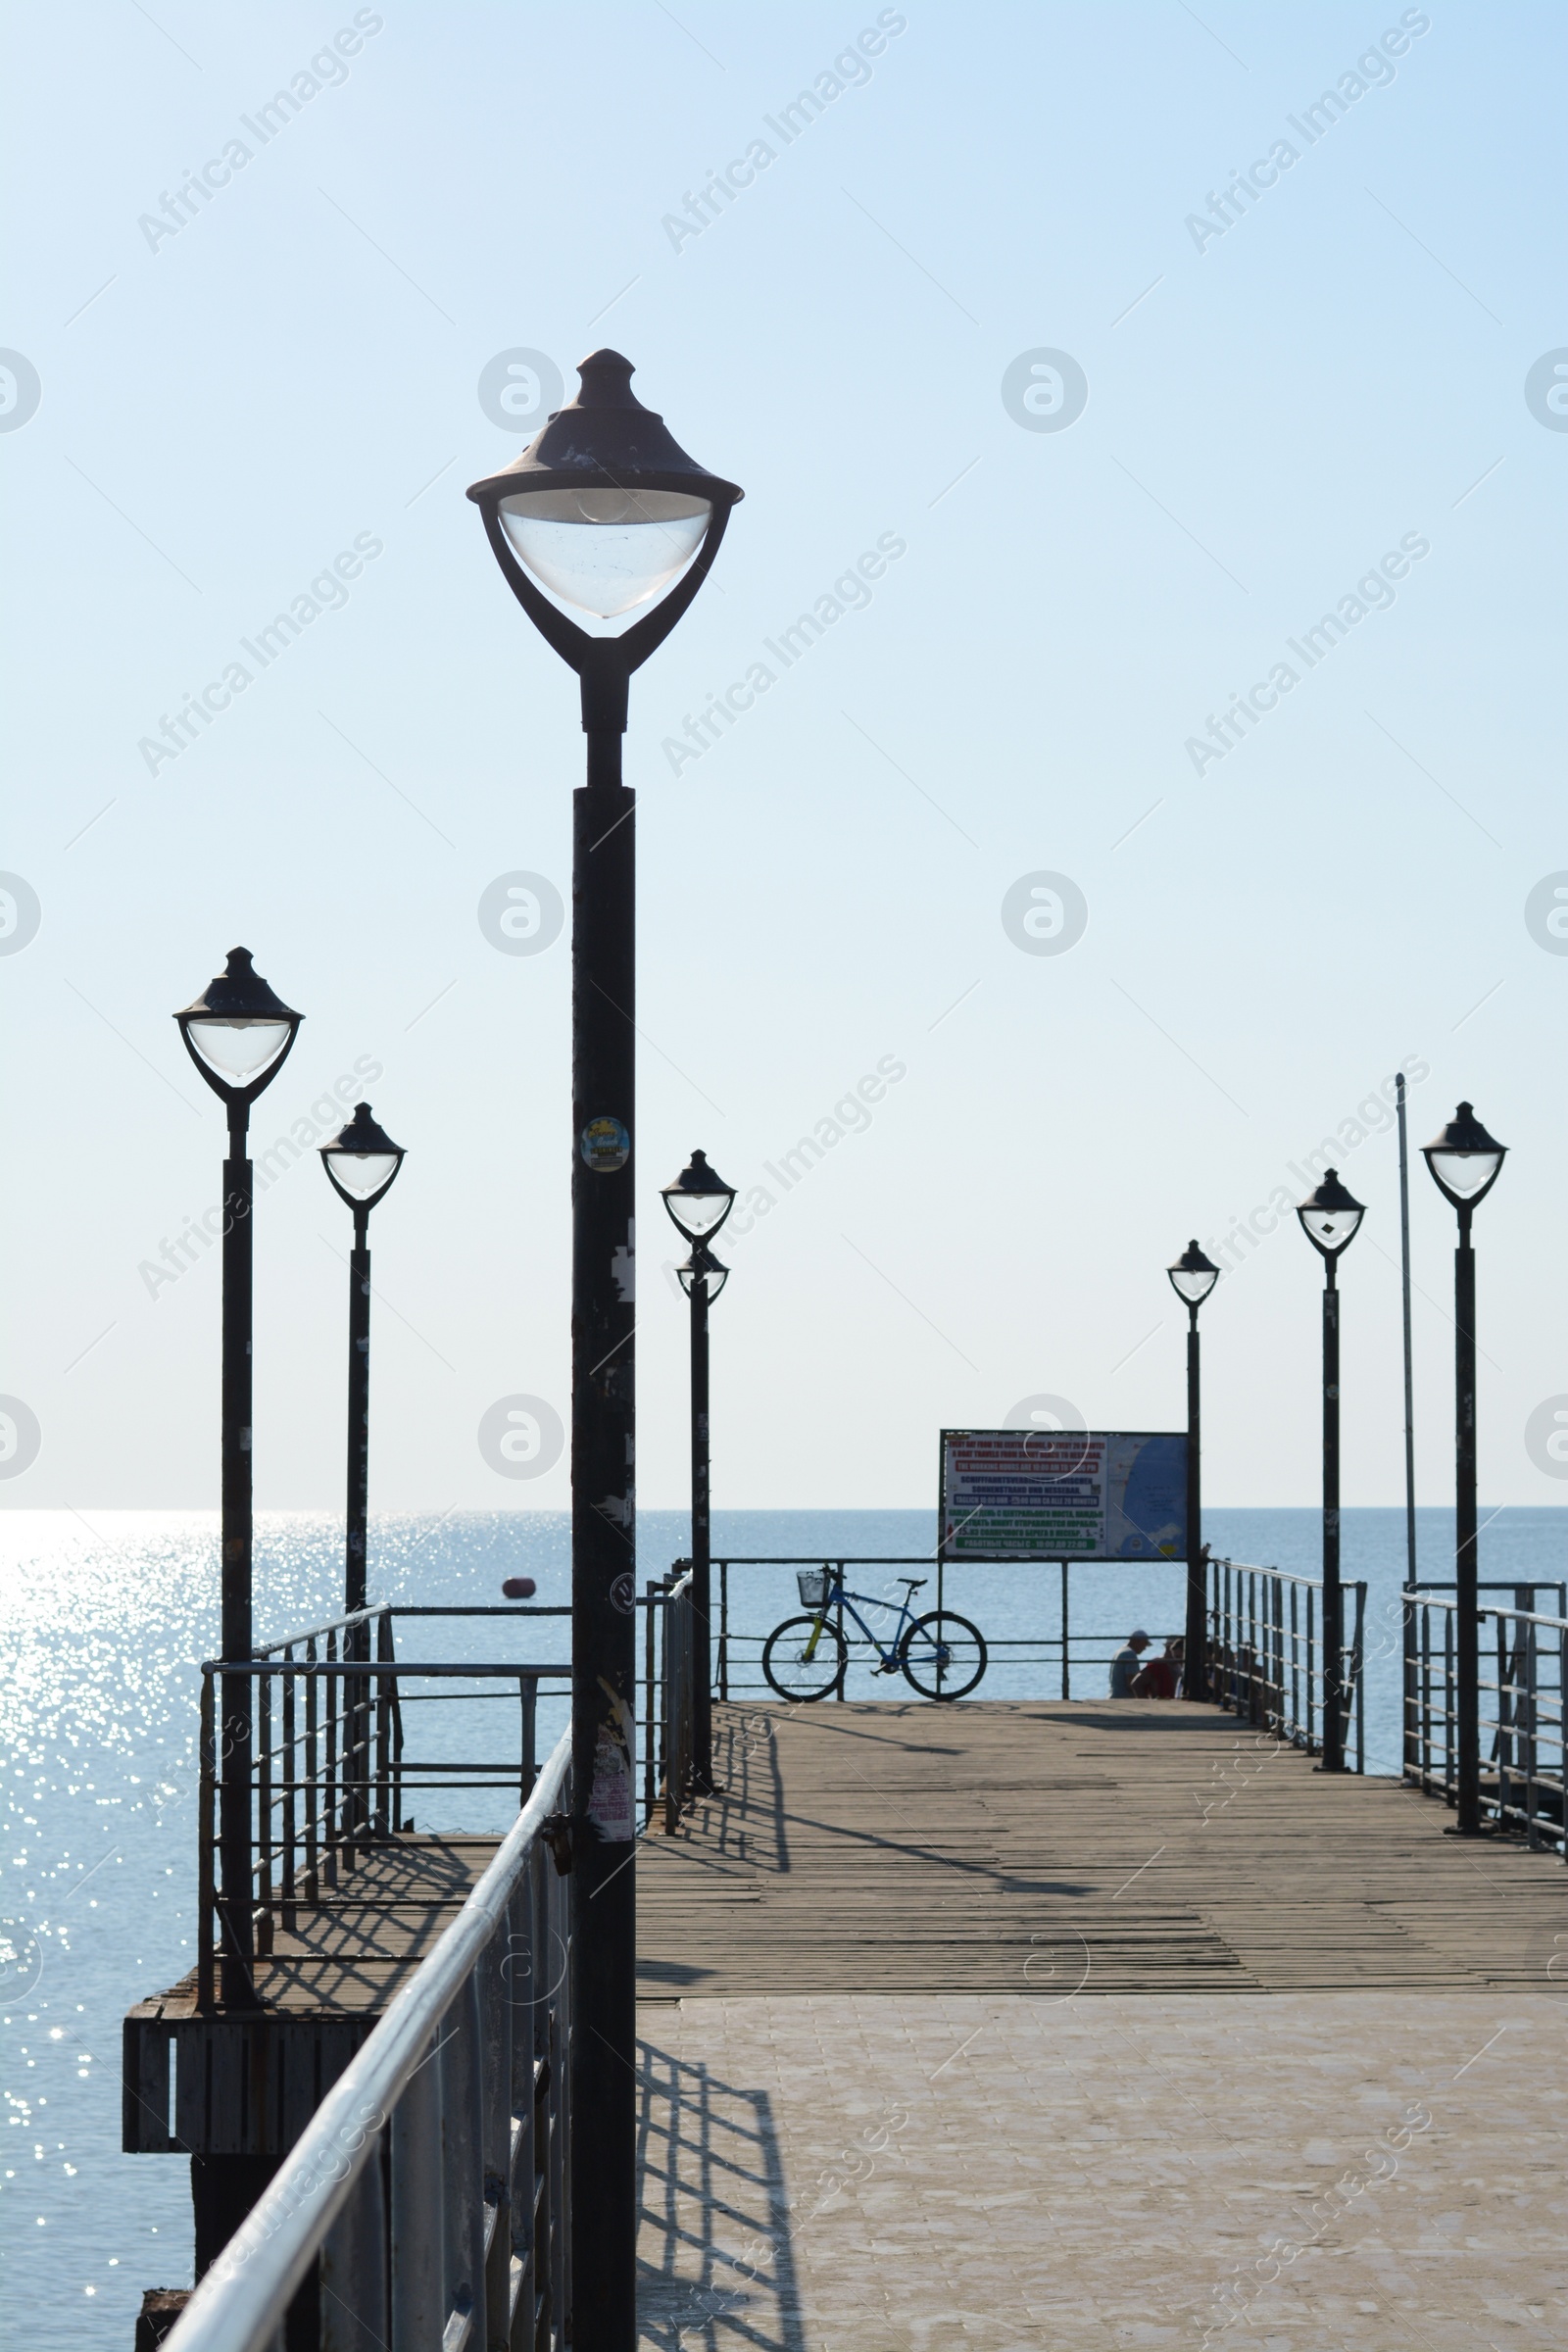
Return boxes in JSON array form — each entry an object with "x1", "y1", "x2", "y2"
[
  {"x1": 305, "y1": 1636, "x2": 319, "y2": 1903},
  {"x1": 1445, "y1": 1604, "x2": 1455, "y2": 1802},
  {"x1": 256, "y1": 1669, "x2": 273, "y2": 1958},
  {"x1": 326, "y1": 1625, "x2": 340, "y2": 1890},
  {"x1": 198, "y1": 1671, "x2": 216, "y2": 2008},
  {"x1": 281, "y1": 1646, "x2": 297, "y2": 1930},
  {"x1": 834, "y1": 1563, "x2": 847, "y2": 1702},
  {"x1": 643, "y1": 1581, "x2": 659, "y2": 1829},
  {"x1": 375, "y1": 1609, "x2": 393, "y2": 1838}
]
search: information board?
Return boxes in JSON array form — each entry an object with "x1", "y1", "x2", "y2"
[{"x1": 938, "y1": 1428, "x2": 1189, "y2": 1562}]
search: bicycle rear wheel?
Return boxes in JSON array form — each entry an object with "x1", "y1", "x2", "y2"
[
  {"x1": 762, "y1": 1614, "x2": 848, "y2": 1701},
  {"x1": 899, "y1": 1610, "x2": 987, "y2": 1699}
]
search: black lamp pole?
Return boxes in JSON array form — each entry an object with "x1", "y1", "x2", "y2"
[
  {"x1": 1296, "y1": 1169, "x2": 1366, "y2": 1772},
  {"x1": 662, "y1": 1152, "x2": 736, "y2": 1793},
  {"x1": 174, "y1": 949, "x2": 303, "y2": 2003},
  {"x1": 1422, "y1": 1102, "x2": 1506, "y2": 1836},
  {"x1": 1167, "y1": 1242, "x2": 1219, "y2": 1698},
  {"x1": 320, "y1": 1104, "x2": 406, "y2": 1847},
  {"x1": 468, "y1": 356, "x2": 741, "y2": 2348},
  {"x1": 319, "y1": 1104, "x2": 406, "y2": 1618}
]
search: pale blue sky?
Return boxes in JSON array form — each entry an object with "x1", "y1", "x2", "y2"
[{"x1": 3, "y1": 1, "x2": 1566, "y2": 1514}]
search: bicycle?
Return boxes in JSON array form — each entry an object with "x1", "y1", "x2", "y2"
[{"x1": 761, "y1": 1569, "x2": 987, "y2": 1702}]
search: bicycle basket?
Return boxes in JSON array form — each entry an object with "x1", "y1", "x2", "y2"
[{"x1": 797, "y1": 1569, "x2": 829, "y2": 1608}]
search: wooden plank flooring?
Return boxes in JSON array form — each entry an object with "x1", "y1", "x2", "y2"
[
  {"x1": 635, "y1": 1699, "x2": 1568, "y2": 1995},
  {"x1": 144, "y1": 1836, "x2": 498, "y2": 2019},
  {"x1": 141, "y1": 1698, "x2": 1568, "y2": 2024}
]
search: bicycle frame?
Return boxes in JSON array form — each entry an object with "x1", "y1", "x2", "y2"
[{"x1": 804, "y1": 1578, "x2": 925, "y2": 1669}]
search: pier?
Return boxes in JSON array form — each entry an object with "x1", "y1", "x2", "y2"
[
  {"x1": 128, "y1": 1561, "x2": 1566, "y2": 2350},
  {"x1": 634, "y1": 1698, "x2": 1566, "y2": 2347}
]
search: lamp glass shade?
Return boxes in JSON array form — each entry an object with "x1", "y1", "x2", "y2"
[
  {"x1": 1167, "y1": 1241, "x2": 1219, "y2": 1308},
  {"x1": 662, "y1": 1151, "x2": 736, "y2": 1245},
  {"x1": 321, "y1": 1103, "x2": 405, "y2": 1210},
  {"x1": 1169, "y1": 1265, "x2": 1218, "y2": 1306},
  {"x1": 499, "y1": 486, "x2": 711, "y2": 618},
  {"x1": 1422, "y1": 1102, "x2": 1506, "y2": 1208},
  {"x1": 678, "y1": 1254, "x2": 729, "y2": 1302},
  {"x1": 1427, "y1": 1148, "x2": 1501, "y2": 1200},
  {"x1": 1298, "y1": 1202, "x2": 1364, "y2": 1253},
  {"x1": 175, "y1": 948, "x2": 302, "y2": 1102},
  {"x1": 1296, "y1": 1168, "x2": 1366, "y2": 1257},
  {"x1": 324, "y1": 1151, "x2": 400, "y2": 1201},
  {"x1": 184, "y1": 1016, "x2": 293, "y2": 1086}
]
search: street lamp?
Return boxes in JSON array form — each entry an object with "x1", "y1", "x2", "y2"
[
  {"x1": 1167, "y1": 1241, "x2": 1220, "y2": 1699},
  {"x1": 468, "y1": 351, "x2": 742, "y2": 2346},
  {"x1": 320, "y1": 1102, "x2": 404, "y2": 1860},
  {"x1": 1423, "y1": 1102, "x2": 1507, "y2": 1834},
  {"x1": 663, "y1": 1152, "x2": 737, "y2": 1791},
  {"x1": 1296, "y1": 1168, "x2": 1366, "y2": 1772},
  {"x1": 174, "y1": 947, "x2": 303, "y2": 2000},
  {"x1": 319, "y1": 1103, "x2": 406, "y2": 1618}
]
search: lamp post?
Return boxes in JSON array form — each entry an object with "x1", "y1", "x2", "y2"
[
  {"x1": 662, "y1": 1152, "x2": 736, "y2": 1791},
  {"x1": 1422, "y1": 1102, "x2": 1507, "y2": 1835},
  {"x1": 174, "y1": 948, "x2": 303, "y2": 2000},
  {"x1": 320, "y1": 1104, "x2": 405, "y2": 1852},
  {"x1": 319, "y1": 1103, "x2": 406, "y2": 1619},
  {"x1": 1167, "y1": 1241, "x2": 1220, "y2": 1698},
  {"x1": 467, "y1": 352, "x2": 741, "y2": 2347},
  {"x1": 1296, "y1": 1168, "x2": 1366, "y2": 1772}
]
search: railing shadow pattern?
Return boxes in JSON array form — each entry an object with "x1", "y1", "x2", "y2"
[{"x1": 637, "y1": 2041, "x2": 807, "y2": 2352}]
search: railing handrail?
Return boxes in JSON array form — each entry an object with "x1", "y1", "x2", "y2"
[
  {"x1": 167, "y1": 1724, "x2": 573, "y2": 2352},
  {"x1": 1404, "y1": 1593, "x2": 1568, "y2": 1635},
  {"x1": 253, "y1": 1604, "x2": 387, "y2": 1659},
  {"x1": 1208, "y1": 1555, "x2": 1351, "y2": 1592},
  {"x1": 204, "y1": 1659, "x2": 570, "y2": 1679}
]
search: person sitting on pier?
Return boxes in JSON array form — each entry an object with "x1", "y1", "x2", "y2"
[
  {"x1": 1132, "y1": 1636, "x2": 1183, "y2": 1700},
  {"x1": 1109, "y1": 1630, "x2": 1151, "y2": 1696}
]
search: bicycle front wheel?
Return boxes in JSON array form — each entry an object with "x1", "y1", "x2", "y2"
[
  {"x1": 762, "y1": 1614, "x2": 848, "y2": 1701},
  {"x1": 900, "y1": 1610, "x2": 987, "y2": 1699}
]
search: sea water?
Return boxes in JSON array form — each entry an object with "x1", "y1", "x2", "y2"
[{"x1": 2, "y1": 1503, "x2": 1564, "y2": 2346}]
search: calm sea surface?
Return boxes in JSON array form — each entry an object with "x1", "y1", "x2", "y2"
[{"x1": 3, "y1": 1503, "x2": 1564, "y2": 2343}]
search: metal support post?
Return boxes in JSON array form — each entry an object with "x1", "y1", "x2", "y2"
[
  {"x1": 689, "y1": 1256, "x2": 714, "y2": 1789},
  {"x1": 1454, "y1": 1214, "x2": 1482, "y2": 1831},
  {"x1": 1321, "y1": 1263, "x2": 1344, "y2": 1770},
  {"x1": 570, "y1": 694, "x2": 638, "y2": 2344},
  {"x1": 220, "y1": 1121, "x2": 256, "y2": 2001},
  {"x1": 1183, "y1": 1309, "x2": 1206, "y2": 1697},
  {"x1": 1396, "y1": 1071, "x2": 1418, "y2": 1773}
]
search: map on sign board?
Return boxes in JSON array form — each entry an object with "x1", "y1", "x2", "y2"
[{"x1": 938, "y1": 1429, "x2": 1189, "y2": 1562}]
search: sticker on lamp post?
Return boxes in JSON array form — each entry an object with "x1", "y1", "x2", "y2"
[
  {"x1": 580, "y1": 1116, "x2": 630, "y2": 1172},
  {"x1": 588, "y1": 1679, "x2": 636, "y2": 1840}
]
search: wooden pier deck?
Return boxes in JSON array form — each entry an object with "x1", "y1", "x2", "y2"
[
  {"x1": 636, "y1": 1698, "x2": 1568, "y2": 1994},
  {"x1": 633, "y1": 1699, "x2": 1568, "y2": 2351}
]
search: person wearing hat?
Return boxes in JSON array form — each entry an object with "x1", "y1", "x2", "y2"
[{"x1": 1109, "y1": 1630, "x2": 1151, "y2": 1697}]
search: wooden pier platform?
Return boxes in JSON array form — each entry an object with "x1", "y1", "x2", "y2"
[
  {"x1": 636, "y1": 1698, "x2": 1568, "y2": 1993},
  {"x1": 124, "y1": 1835, "x2": 498, "y2": 2155},
  {"x1": 633, "y1": 1700, "x2": 1568, "y2": 2351}
]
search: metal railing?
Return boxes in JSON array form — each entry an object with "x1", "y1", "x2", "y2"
[
  {"x1": 710, "y1": 1556, "x2": 1231, "y2": 1703},
  {"x1": 1404, "y1": 1587, "x2": 1567, "y2": 1852},
  {"x1": 660, "y1": 1568, "x2": 697, "y2": 1832},
  {"x1": 199, "y1": 1605, "x2": 573, "y2": 2002},
  {"x1": 1206, "y1": 1557, "x2": 1367, "y2": 1770},
  {"x1": 166, "y1": 1727, "x2": 574, "y2": 2352}
]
